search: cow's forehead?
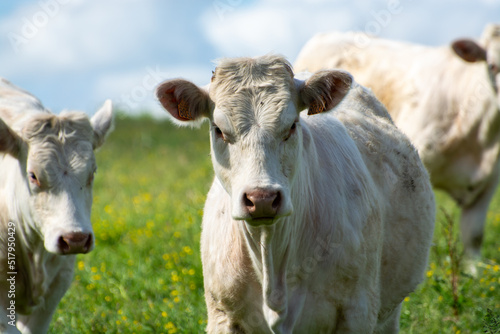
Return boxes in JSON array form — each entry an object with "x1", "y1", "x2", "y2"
[
  {"x1": 210, "y1": 55, "x2": 295, "y2": 100},
  {"x1": 28, "y1": 139, "x2": 95, "y2": 183},
  {"x1": 482, "y1": 24, "x2": 500, "y2": 42},
  {"x1": 489, "y1": 40, "x2": 500, "y2": 55},
  {"x1": 24, "y1": 112, "x2": 95, "y2": 176},
  {"x1": 23, "y1": 111, "x2": 93, "y2": 143},
  {"x1": 482, "y1": 24, "x2": 500, "y2": 52},
  {"x1": 212, "y1": 88, "x2": 299, "y2": 141},
  {"x1": 210, "y1": 55, "x2": 297, "y2": 132},
  {"x1": 22, "y1": 112, "x2": 93, "y2": 141}
]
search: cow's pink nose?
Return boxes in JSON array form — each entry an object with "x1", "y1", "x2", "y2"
[
  {"x1": 58, "y1": 232, "x2": 93, "y2": 254},
  {"x1": 244, "y1": 190, "x2": 281, "y2": 219}
]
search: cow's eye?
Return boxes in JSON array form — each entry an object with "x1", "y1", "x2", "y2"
[
  {"x1": 87, "y1": 171, "x2": 95, "y2": 186},
  {"x1": 86, "y1": 167, "x2": 97, "y2": 187},
  {"x1": 489, "y1": 63, "x2": 499, "y2": 74},
  {"x1": 28, "y1": 171, "x2": 40, "y2": 187},
  {"x1": 213, "y1": 124, "x2": 225, "y2": 141},
  {"x1": 284, "y1": 122, "x2": 297, "y2": 141}
]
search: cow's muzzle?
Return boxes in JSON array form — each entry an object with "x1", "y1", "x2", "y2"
[
  {"x1": 58, "y1": 232, "x2": 93, "y2": 254},
  {"x1": 237, "y1": 188, "x2": 292, "y2": 226}
]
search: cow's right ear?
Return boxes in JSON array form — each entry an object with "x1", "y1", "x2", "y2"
[
  {"x1": 0, "y1": 118, "x2": 22, "y2": 158},
  {"x1": 451, "y1": 39, "x2": 487, "y2": 63},
  {"x1": 156, "y1": 79, "x2": 212, "y2": 125}
]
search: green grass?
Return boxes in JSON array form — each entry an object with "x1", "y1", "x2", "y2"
[
  {"x1": 399, "y1": 190, "x2": 500, "y2": 334},
  {"x1": 49, "y1": 115, "x2": 500, "y2": 333}
]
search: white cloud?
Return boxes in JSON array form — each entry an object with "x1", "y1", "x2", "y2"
[
  {"x1": 1, "y1": 0, "x2": 499, "y2": 116},
  {"x1": 0, "y1": 0, "x2": 212, "y2": 115},
  {"x1": 201, "y1": 0, "x2": 500, "y2": 64},
  {"x1": 0, "y1": 0, "x2": 157, "y2": 76},
  {"x1": 202, "y1": 1, "x2": 355, "y2": 61}
]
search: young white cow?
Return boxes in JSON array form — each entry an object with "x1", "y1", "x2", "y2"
[
  {"x1": 0, "y1": 78, "x2": 113, "y2": 334},
  {"x1": 294, "y1": 24, "x2": 500, "y2": 261},
  {"x1": 156, "y1": 55, "x2": 435, "y2": 333}
]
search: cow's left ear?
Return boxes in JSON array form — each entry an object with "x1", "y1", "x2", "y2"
[
  {"x1": 0, "y1": 118, "x2": 23, "y2": 158},
  {"x1": 451, "y1": 39, "x2": 487, "y2": 63},
  {"x1": 298, "y1": 70, "x2": 353, "y2": 115},
  {"x1": 91, "y1": 99, "x2": 114, "y2": 149}
]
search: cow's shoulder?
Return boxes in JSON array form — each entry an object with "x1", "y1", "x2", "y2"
[{"x1": 334, "y1": 84, "x2": 428, "y2": 195}]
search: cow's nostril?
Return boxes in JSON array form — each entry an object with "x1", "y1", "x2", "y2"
[
  {"x1": 244, "y1": 190, "x2": 280, "y2": 219},
  {"x1": 272, "y1": 192, "x2": 281, "y2": 210},
  {"x1": 84, "y1": 234, "x2": 93, "y2": 252},
  {"x1": 244, "y1": 193, "x2": 254, "y2": 209},
  {"x1": 58, "y1": 236, "x2": 70, "y2": 253},
  {"x1": 58, "y1": 232, "x2": 92, "y2": 254}
]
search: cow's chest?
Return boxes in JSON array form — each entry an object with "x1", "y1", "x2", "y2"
[
  {"x1": 15, "y1": 247, "x2": 74, "y2": 315},
  {"x1": 234, "y1": 254, "x2": 375, "y2": 332}
]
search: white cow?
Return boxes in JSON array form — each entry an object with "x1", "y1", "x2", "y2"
[
  {"x1": 294, "y1": 24, "x2": 500, "y2": 260},
  {"x1": 0, "y1": 78, "x2": 113, "y2": 334},
  {"x1": 156, "y1": 55, "x2": 435, "y2": 333}
]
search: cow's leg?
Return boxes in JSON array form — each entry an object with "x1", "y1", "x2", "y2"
[
  {"x1": 205, "y1": 308, "x2": 249, "y2": 334},
  {"x1": 16, "y1": 265, "x2": 74, "y2": 334},
  {"x1": 374, "y1": 303, "x2": 401, "y2": 334},
  {"x1": 205, "y1": 294, "x2": 247, "y2": 334},
  {"x1": 0, "y1": 308, "x2": 22, "y2": 334},
  {"x1": 0, "y1": 283, "x2": 22, "y2": 334},
  {"x1": 205, "y1": 290, "x2": 273, "y2": 334},
  {"x1": 335, "y1": 290, "x2": 378, "y2": 333},
  {"x1": 460, "y1": 169, "x2": 499, "y2": 262}
]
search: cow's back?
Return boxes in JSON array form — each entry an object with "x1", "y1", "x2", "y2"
[
  {"x1": 295, "y1": 32, "x2": 446, "y2": 120},
  {"x1": 295, "y1": 32, "x2": 498, "y2": 194}
]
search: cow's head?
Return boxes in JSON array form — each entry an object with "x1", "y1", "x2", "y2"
[
  {"x1": 0, "y1": 100, "x2": 113, "y2": 254},
  {"x1": 157, "y1": 55, "x2": 351, "y2": 226},
  {"x1": 452, "y1": 23, "x2": 500, "y2": 92}
]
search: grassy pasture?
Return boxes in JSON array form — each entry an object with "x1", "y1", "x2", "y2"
[{"x1": 49, "y1": 115, "x2": 500, "y2": 333}]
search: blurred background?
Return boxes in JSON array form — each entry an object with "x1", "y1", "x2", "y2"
[{"x1": 0, "y1": 0, "x2": 498, "y2": 117}]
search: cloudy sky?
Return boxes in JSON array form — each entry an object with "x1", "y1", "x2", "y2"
[{"x1": 0, "y1": 0, "x2": 498, "y2": 117}]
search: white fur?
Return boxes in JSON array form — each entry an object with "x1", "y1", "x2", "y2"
[
  {"x1": 294, "y1": 25, "x2": 500, "y2": 259},
  {"x1": 0, "y1": 78, "x2": 113, "y2": 333},
  {"x1": 157, "y1": 56, "x2": 435, "y2": 333}
]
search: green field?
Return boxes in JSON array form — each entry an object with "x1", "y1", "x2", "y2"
[{"x1": 49, "y1": 115, "x2": 500, "y2": 334}]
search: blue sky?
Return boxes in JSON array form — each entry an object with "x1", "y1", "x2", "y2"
[{"x1": 0, "y1": 0, "x2": 499, "y2": 117}]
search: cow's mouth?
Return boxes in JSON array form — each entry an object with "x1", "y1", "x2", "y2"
[{"x1": 246, "y1": 217, "x2": 276, "y2": 226}]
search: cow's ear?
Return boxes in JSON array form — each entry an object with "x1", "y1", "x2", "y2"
[
  {"x1": 298, "y1": 70, "x2": 353, "y2": 115},
  {"x1": 0, "y1": 118, "x2": 23, "y2": 158},
  {"x1": 451, "y1": 39, "x2": 487, "y2": 63},
  {"x1": 156, "y1": 79, "x2": 212, "y2": 125},
  {"x1": 91, "y1": 99, "x2": 114, "y2": 149}
]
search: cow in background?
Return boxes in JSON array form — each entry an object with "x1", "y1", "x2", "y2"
[
  {"x1": 0, "y1": 78, "x2": 113, "y2": 334},
  {"x1": 295, "y1": 24, "x2": 500, "y2": 262},
  {"x1": 156, "y1": 55, "x2": 435, "y2": 333}
]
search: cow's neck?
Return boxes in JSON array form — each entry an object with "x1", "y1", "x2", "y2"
[
  {"x1": 241, "y1": 222, "x2": 291, "y2": 328},
  {"x1": 1, "y1": 155, "x2": 55, "y2": 313},
  {"x1": 13, "y1": 208, "x2": 54, "y2": 312},
  {"x1": 14, "y1": 226, "x2": 51, "y2": 314},
  {"x1": 439, "y1": 55, "x2": 498, "y2": 144}
]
